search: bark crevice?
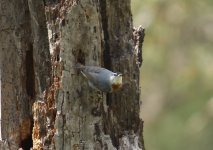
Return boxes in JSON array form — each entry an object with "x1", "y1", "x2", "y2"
[
  {"x1": 25, "y1": 43, "x2": 35, "y2": 98},
  {"x1": 99, "y1": 0, "x2": 112, "y2": 70}
]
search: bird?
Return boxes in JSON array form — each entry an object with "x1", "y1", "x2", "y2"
[{"x1": 75, "y1": 63, "x2": 122, "y2": 92}]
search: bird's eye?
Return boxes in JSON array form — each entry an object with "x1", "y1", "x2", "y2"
[{"x1": 114, "y1": 73, "x2": 118, "y2": 76}]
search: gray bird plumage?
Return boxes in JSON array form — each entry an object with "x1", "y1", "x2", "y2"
[{"x1": 75, "y1": 64, "x2": 122, "y2": 92}]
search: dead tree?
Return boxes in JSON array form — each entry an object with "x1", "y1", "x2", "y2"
[{"x1": 0, "y1": 0, "x2": 145, "y2": 149}]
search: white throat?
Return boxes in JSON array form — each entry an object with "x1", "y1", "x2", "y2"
[{"x1": 110, "y1": 75, "x2": 122, "y2": 85}]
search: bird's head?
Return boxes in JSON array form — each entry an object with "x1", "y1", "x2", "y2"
[{"x1": 110, "y1": 73, "x2": 123, "y2": 91}]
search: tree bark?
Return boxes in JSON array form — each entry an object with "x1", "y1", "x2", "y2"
[
  {"x1": 0, "y1": 0, "x2": 50, "y2": 149},
  {"x1": 0, "y1": 0, "x2": 145, "y2": 150}
]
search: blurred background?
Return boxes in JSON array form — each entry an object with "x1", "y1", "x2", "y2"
[{"x1": 131, "y1": 0, "x2": 213, "y2": 150}]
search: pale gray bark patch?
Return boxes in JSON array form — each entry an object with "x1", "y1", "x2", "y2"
[
  {"x1": 54, "y1": 0, "x2": 105, "y2": 149},
  {"x1": 133, "y1": 26, "x2": 145, "y2": 67}
]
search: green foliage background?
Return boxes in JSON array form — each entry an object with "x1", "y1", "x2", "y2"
[{"x1": 131, "y1": 0, "x2": 213, "y2": 150}]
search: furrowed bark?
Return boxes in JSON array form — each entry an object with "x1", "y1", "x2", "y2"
[
  {"x1": 0, "y1": 0, "x2": 145, "y2": 149},
  {"x1": 0, "y1": 0, "x2": 50, "y2": 149}
]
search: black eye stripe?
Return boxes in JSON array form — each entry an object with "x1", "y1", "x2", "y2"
[{"x1": 113, "y1": 73, "x2": 122, "y2": 76}]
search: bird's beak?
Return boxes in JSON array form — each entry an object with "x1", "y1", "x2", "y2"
[{"x1": 118, "y1": 74, "x2": 122, "y2": 77}]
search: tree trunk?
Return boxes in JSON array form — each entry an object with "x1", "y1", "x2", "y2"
[
  {"x1": 0, "y1": 0, "x2": 145, "y2": 150},
  {"x1": 0, "y1": 0, "x2": 50, "y2": 149}
]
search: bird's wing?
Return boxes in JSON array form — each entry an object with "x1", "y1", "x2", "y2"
[
  {"x1": 81, "y1": 66, "x2": 105, "y2": 82},
  {"x1": 81, "y1": 66, "x2": 114, "y2": 92}
]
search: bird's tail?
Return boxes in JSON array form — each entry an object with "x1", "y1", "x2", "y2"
[{"x1": 73, "y1": 63, "x2": 85, "y2": 71}]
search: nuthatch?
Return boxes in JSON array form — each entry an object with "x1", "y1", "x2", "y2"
[{"x1": 75, "y1": 64, "x2": 122, "y2": 92}]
